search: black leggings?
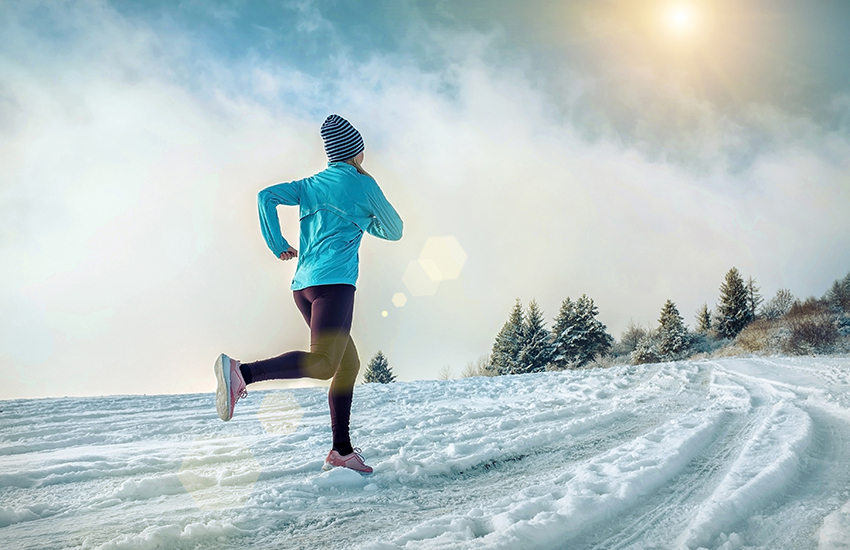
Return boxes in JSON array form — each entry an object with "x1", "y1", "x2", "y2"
[{"x1": 241, "y1": 284, "x2": 360, "y2": 449}]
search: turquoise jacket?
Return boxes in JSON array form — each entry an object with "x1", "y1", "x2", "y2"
[{"x1": 258, "y1": 162, "x2": 403, "y2": 290}]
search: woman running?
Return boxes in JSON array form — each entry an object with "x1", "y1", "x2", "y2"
[{"x1": 215, "y1": 114, "x2": 403, "y2": 474}]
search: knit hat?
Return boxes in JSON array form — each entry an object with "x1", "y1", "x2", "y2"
[{"x1": 320, "y1": 114, "x2": 365, "y2": 163}]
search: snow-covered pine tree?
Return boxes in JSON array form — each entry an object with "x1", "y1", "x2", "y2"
[
  {"x1": 550, "y1": 297, "x2": 576, "y2": 368},
  {"x1": 657, "y1": 300, "x2": 690, "y2": 360},
  {"x1": 695, "y1": 303, "x2": 712, "y2": 334},
  {"x1": 746, "y1": 276, "x2": 762, "y2": 323},
  {"x1": 551, "y1": 294, "x2": 613, "y2": 369},
  {"x1": 715, "y1": 267, "x2": 751, "y2": 338},
  {"x1": 761, "y1": 288, "x2": 794, "y2": 320},
  {"x1": 824, "y1": 272, "x2": 850, "y2": 313},
  {"x1": 364, "y1": 350, "x2": 397, "y2": 383},
  {"x1": 490, "y1": 299, "x2": 524, "y2": 375},
  {"x1": 517, "y1": 300, "x2": 552, "y2": 374},
  {"x1": 631, "y1": 335, "x2": 659, "y2": 365}
]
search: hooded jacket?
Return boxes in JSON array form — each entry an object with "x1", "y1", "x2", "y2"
[{"x1": 258, "y1": 162, "x2": 403, "y2": 290}]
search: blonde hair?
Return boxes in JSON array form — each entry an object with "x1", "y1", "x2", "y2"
[{"x1": 345, "y1": 155, "x2": 374, "y2": 180}]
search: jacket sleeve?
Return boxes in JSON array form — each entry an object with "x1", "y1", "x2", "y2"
[
  {"x1": 258, "y1": 181, "x2": 300, "y2": 257},
  {"x1": 363, "y1": 178, "x2": 403, "y2": 241}
]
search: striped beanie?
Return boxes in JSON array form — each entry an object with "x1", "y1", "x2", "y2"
[{"x1": 320, "y1": 114, "x2": 365, "y2": 162}]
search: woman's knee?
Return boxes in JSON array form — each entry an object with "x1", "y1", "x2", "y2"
[
  {"x1": 303, "y1": 356, "x2": 337, "y2": 380},
  {"x1": 317, "y1": 362, "x2": 337, "y2": 380}
]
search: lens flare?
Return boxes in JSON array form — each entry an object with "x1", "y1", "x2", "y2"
[
  {"x1": 392, "y1": 293, "x2": 407, "y2": 307},
  {"x1": 178, "y1": 436, "x2": 261, "y2": 510},
  {"x1": 257, "y1": 392, "x2": 303, "y2": 435}
]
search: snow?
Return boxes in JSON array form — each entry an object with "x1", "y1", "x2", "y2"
[{"x1": 2, "y1": 356, "x2": 850, "y2": 549}]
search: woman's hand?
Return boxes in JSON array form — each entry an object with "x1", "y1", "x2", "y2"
[{"x1": 279, "y1": 246, "x2": 298, "y2": 261}]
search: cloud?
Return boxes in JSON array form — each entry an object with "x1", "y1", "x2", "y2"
[
  {"x1": 1, "y1": 1, "x2": 848, "y2": 398},
  {"x1": 431, "y1": 0, "x2": 850, "y2": 173},
  {"x1": 0, "y1": 1, "x2": 325, "y2": 397},
  {"x1": 290, "y1": 0, "x2": 334, "y2": 34}
]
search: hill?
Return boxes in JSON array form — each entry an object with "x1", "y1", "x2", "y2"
[{"x1": 1, "y1": 356, "x2": 849, "y2": 549}]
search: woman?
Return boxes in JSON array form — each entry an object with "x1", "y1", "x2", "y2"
[{"x1": 215, "y1": 114, "x2": 403, "y2": 474}]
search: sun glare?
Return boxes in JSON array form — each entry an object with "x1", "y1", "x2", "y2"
[{"x1": 666, "y1": 3, "x2": 697, "y2": 35}]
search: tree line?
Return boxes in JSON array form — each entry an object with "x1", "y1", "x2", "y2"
[
  {"x1": 486, "y1": 267, "x2": 850, "y2": 374},
  {"x1": 489, "y1": 296, "x2": 613, "y2": 374},
  {"x1": 363, "y1": 267, "x2": 850, "y2": 382}
]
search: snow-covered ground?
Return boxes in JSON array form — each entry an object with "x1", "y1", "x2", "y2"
[{"x1": 2, "y1": 356, "x2": 850, "y2": 550}]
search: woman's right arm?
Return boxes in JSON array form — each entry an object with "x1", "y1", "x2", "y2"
[
  {"x1": 258, "y1": 182, "x2": 300, "y2": 258},
  {"x1": 363, "y1": 179, "x2": 403, "y2": 241}
]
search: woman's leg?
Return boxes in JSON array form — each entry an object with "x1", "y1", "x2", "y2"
[
  {"x1": 240, "y1": 284, "x2": 355, "y2": 383},
  {"x1": 239, "y1": 284, "x2": 360, "y2": 449},
  {"x1": 328, "y1": 337, "x2": 360, "y2": 455}
]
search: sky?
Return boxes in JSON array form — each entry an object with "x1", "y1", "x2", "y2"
[{"x1": 1, "y1": 0, "x2": 849, "y2": 399}]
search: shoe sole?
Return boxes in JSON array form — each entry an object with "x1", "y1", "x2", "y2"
[
  {"x1": 214, "y1": 353, "x2": 232, "y2": 421},
  {"x1": 321, "y1": 461, "x2": 373, "y2": 474}
]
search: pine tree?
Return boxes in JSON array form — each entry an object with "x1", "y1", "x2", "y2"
[
  {"x1": 746, "y1": 276, "x2": 762, "y2": 323},
  {"x1": 695, "y1": 303, "x2": 712, "y2": 334},
  {"x1": 490, "y1": 299, "x2": 524, "y2": 375},
  {"x1": 824, "y1": 272, "x2": 850, "y2": 313},
  {"x1": 517, "y1": 300, "x2": 552, "y2": 373},
  {"x1": 364, "y1": 350, "x2": 396, "y2": 383},
  {"x1": 657, "y1": 300, "x2": 690, "y2": 360},
  {"x1": 551, "y1": 294, "x2": 613, "y2": 369},
  {"x1": 550, "y1": 297, "x2": 576, "y2": 368},
  {"x1": 716, "y1": 267, "x2": 751, "y2": 338}
]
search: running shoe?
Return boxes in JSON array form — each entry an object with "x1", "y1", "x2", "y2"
[
  {"x1": 215, "y1": 353, "x2": 246, "y2": 421},
  {"x1": 322, "y1": 448, "x2": 373, "y2": 474}
]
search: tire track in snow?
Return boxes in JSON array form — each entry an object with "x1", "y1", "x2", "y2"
[
  {"x1": 704, "y1": 358, "x2": 850, "y2": 549},
  {"x1": 619, "y1": 357, "x2": 850, "y2": 550},
  {"x1": 563, "y1": 362, "x2": 776, "y2": 549},
  {"x1": 677, "y1": 400, "x2": 813, "y2": 548},
  {"x1": 741, "y1": 404, "x2": 850, "y2": 550}
]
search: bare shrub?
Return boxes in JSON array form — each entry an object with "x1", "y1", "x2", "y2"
[
  {"x1": 461, "y1": 355, "x2": 495, "y2": 378},
  {"x1": 786, "y1": 297, "x2": 829, "y2": 319},
  {"x1": 616, "y1": 321, "x2": 649, "y2": 356},
  {"x1": 585, "y1": 353, "x2": 624, "y2": 369},
  {"x1": 711, "y1": 341, "x2": 745, "y2": 357},
  {"x1": 761, "y1": 288, "x2": 794, "y2": 320},
  {"x1": 735, "y1": 319, "x2": 773, "y2": 352},
  {"x1": 783, "y1": 314, "x2": 839, "y2": 355}
]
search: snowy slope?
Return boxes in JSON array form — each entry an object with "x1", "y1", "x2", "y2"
[{"x1": 1, "y1": 356, "x2": 849, "y2": 550}]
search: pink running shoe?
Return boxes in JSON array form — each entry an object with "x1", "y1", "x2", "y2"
[
  {"x1": 322, "y1": 448, "x2": 373, "y2": 474},
  {"x1": 215, "y1": 353, "x2": 247, "y2": 421}
]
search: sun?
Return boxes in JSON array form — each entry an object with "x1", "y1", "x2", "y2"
[{"x1": 665, "y1": 3, "x2": 697, "y2": 35}]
